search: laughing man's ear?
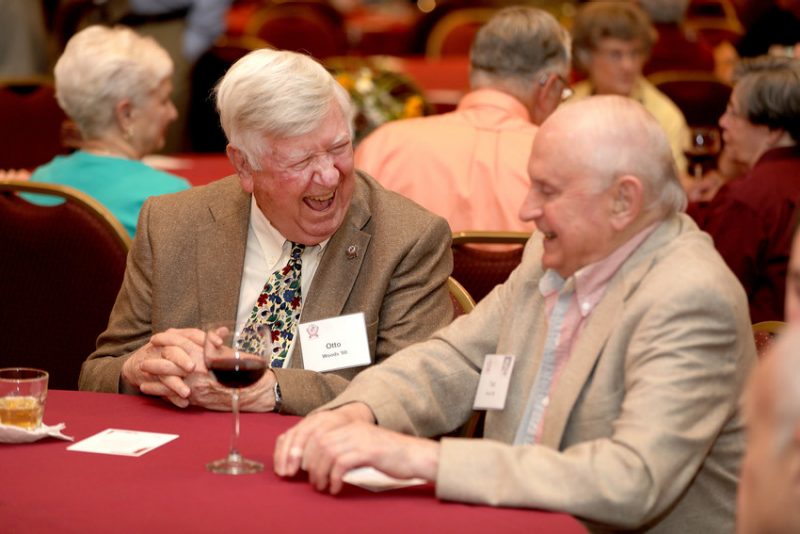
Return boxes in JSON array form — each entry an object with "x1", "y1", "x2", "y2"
[{"x1": 227, "y1": 145, "x2": 254, "y2": 193}]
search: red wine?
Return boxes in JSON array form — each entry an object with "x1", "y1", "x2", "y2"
[{"x1": 208, "y1": 359, "x2": 267, "y2": 388}]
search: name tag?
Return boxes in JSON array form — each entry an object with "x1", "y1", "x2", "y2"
[
  {"x1": 473, "y1": 354, "x2": 515, "y2": 410},
  {"x1": 299, "y1": 312, "x2": 371, "y2": 372}
]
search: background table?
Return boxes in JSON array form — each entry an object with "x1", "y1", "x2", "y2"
[{"x1": 2, "y1": 391, "x2": 586, "y2": 533}]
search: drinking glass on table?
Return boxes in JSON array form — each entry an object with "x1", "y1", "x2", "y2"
[
  {"x1": 0, "y1": 368, "x2": 48, "y2": 429},
  {"x1": 684, "y1": 127, "x2": 722, "y2": 180},
  {"x1": 204, "y1": 321, "x2": 269, "y2": 475}
]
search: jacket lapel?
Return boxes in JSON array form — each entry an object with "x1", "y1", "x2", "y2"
[
  {"x1": 196, "y1": 179, "x2": 250, "y2": 326},
  {"x1": 289, "y1": 175, "x2": 373, "y2": 368},
  {"x1": 537, "y1": 216, "x2": 682, "y2": 448}
]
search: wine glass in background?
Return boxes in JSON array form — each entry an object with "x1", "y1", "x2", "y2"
[
  {"x1": 204, "y1": 321, "x2": 269, "y2": 475},
  {"x1": 684, "y1": 127, "x2": 722, "y2": 180}
]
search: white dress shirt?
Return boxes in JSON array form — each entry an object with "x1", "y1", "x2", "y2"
[{"x1": 235, "y1": 196, "x2": 327, "y2": 367}]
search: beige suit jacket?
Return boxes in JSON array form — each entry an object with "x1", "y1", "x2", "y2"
[
  {"x1": 328, "y1": 213, "x2": 755, "y2": 532},
  {"x1": 79, "y1": 172, "x2": 454, "y2": 415}
]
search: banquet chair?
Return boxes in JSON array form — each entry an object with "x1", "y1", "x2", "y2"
[
  {"x1": 444, "y1": 275, "x2": 482, "y2": 438},
  {"x1": 0, "y1": 181, "x2": 131, "y2": 390},
  {"x1": 752, "y1": 320, "x2": 786, "y2": 358},
  {"x1": 243, "y1": 1, "x2": 348, "y2": 59},
  {"x1": 447, "y1": 276, "x2": 476, "y2": 318},
  {"x1": 451, "y1": 230, "x2": 531, "y2": 304},
  {"x1": 0, "y1": 77, "x2": 70, "y2": 169},
  {"x1": 424, "y1": 8, "x2": 496, "y2": 58},
  {"x1": 647, "y1": 70, "x2": 732, "y2": 128}
]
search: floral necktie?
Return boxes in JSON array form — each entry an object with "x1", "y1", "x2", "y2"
[{"x1": 239, "y1": 241, "x2": 305, "y2": 368}]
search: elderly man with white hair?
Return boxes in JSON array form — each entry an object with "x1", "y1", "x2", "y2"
[
  {"x1": 275, "y1": 95, "x2": 756, "y2": 533},
  {"x1": 79, "y1": 49, "x2": 453, "y2": 417}
]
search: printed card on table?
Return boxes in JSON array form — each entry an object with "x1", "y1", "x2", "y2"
[{"x1": 67, "y1": 428, "x2": 178, "y2": 457}]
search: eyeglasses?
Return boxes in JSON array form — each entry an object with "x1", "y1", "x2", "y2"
[
  {"x1": 593, "y1": 45, "x2": 647, "y2": 64},
  {"x1": 723, "y1": 101, "x2": 746, "y2": 120},
  {"x1": 539, "y1": 73, "x2": 573, "y2": 101}
]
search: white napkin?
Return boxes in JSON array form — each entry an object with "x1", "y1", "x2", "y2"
[
  {"x1": 0, "y1": 422, "x2": 74, "y2": 443},
  {"x1": 342, "y1": 466, "x2": 426, "y2": 492}
]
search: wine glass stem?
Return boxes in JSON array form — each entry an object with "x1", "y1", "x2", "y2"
[{"x1": 228, "y1": 389, "x2": 242, "y2": 462}]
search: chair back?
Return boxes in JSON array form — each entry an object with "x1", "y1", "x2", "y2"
[
  {"x1": 424, "y1": 8, "x2": 496, "y2": 58},
  {"x1": 447, "y1": 276, "x2": 476, "y2": 318},
  {"x1": 0, "y1": 181, "x2": 131, "y2": 390},
  {"x1": 0, "y1": 77, "x2": 69, "y2": 169},
  {"x1": 752, "y1": 320, "x2": 786, "y2": 357},
  {"x1": 243, "y1": 2, "x2": 348, "y2": 59},
  {"x1": 451, "y1": 231, "x2": 531, "y2": 303},
  {"x1": 648, "y1": 70, "x2": 732, "y2": 128}
]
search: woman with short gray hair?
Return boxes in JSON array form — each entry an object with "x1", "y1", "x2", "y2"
[
  {"x1": 568, "y1": 1, "x2": 690, "y2": 176},
  {"x1": 29, "y1": 25, "x2": 189, "y2": 237}
]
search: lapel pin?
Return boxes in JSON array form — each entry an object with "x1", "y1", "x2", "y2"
[{"x1": 346, "y1": 245, "x2": 358, "y2": 260}]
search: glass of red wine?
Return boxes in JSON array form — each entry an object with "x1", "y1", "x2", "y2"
[
  {"x1": 684, "y1": 127, "x2": 722, "y2": 180},
  {"x1": 204, "y1": 321, "x2": 269, "y2": 475}
]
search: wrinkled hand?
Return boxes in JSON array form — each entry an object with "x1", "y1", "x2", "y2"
[
  {"x1": 185, "y1": 369, "x2": 277, "y2": 412},
  {"x1": 295, "y1": 421, "x2": 440, "y2": 495},
  {"x1": 121, "y1": 328, "x2": 205, "y2": 408},
  {"x1": 274, "y1": 403, "x2": 375, "y2": 477}
]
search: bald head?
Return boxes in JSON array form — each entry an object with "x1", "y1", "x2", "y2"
[
  {"x1": 535, "y1": 95, "x2": 686, "y2": 215},
  {"x1": 738, "y1": 326, "x2": 800, "y2": 533}
]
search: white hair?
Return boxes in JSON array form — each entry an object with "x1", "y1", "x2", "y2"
[
  {"x1": 549, "y1": 95, "x2": 687, "y2": 215},
  {"x1": 54, "y1": 25, "x2": 173, "y2": 139},
  {"x1": 215, "y1": 49, "x2": 353, "y2": 171}
]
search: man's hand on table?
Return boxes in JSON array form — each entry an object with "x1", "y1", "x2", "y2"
[
  {"x1": 185, "y1": 368, "x2": 278, "y2": 412},
  {"x1": 274, "y1": 403, "x2": 440, "y2": 494},
  {"x1": 121, "y1": 327, "x2": 279, "y2": 411},
  {"x1": 121, "y1": 328, "x2": 205, "y2": 408}
]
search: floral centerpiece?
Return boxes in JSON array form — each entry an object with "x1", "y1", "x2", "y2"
[{"x1": 327, "y1": 57, "x2": 431, "y2": 146}]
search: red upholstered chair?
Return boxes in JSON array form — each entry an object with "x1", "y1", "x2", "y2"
[
  {"x1": 451, "y1": 231, "x2": 531, "y2": 304},
  {"x1": 424, "y1": 7, "x2": 496, "y2": 58},
  {"x1": 0, "y1": 181, "x2": 130, "y2": 390},
  {"x1": 0, "y1": 77, "x2": 70, "y2": 169},
  {"x1": 447, "y1": 276, "x2": 476, "y2": 318},
  {"x1": 752, "y1": 321, "x2": 786, "y2": 357},
  {"x1": 648, "y1": 70, "x2": 732, "y2": 128},
  {"x1": 243, "y1": 1, "x2": 348, "y2": 59},
  {"x1": 443, "y1": 275, "x2": 481, "y2": 438}
]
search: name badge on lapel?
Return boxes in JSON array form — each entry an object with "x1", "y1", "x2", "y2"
[
  {"x1": 299, "y1": 312, "x2": 371, "y2": 372},
  {"x1": 473, "y1": 354, "x2": 516, "y2": 410}
]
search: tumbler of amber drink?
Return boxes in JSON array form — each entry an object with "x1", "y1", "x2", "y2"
[{"x1": 0, "y1": 368, "x2": 48, "y2": 429}]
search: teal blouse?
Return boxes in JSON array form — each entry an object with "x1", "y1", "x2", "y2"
[{"x1": 30, "y1": 151, "x2": 190, "y2": 237}]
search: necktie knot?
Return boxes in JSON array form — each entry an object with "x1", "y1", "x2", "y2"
[{"x1": 289, "y1": 241, "x2": 305, "y2": 261}]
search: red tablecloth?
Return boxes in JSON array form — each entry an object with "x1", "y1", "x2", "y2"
[{"x1": 2, "y1": 390, "x2": 586, "y2": 533}]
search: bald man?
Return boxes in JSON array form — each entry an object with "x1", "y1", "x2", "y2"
[
  {"x1": 737, "y1": 326, "x2": 800, "y2": 534},
  {"x1": 274, "y1": 96, "x2": 755, "y2": 532}
]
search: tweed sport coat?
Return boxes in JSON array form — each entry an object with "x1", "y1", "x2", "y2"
[{"x1": 79, "y1": 171, "x2": 454, "y2": 415}]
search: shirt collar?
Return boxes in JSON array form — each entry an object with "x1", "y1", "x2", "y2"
[
  {"x1": 539, "y1": 222, "x2": 658, "y2": 317},
  {"x1": 249, "y1": 196, "x2": 329, "y2": 261},
  {"x1": 457, "y1": 88, "x2": 531, "y2": 122}
]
